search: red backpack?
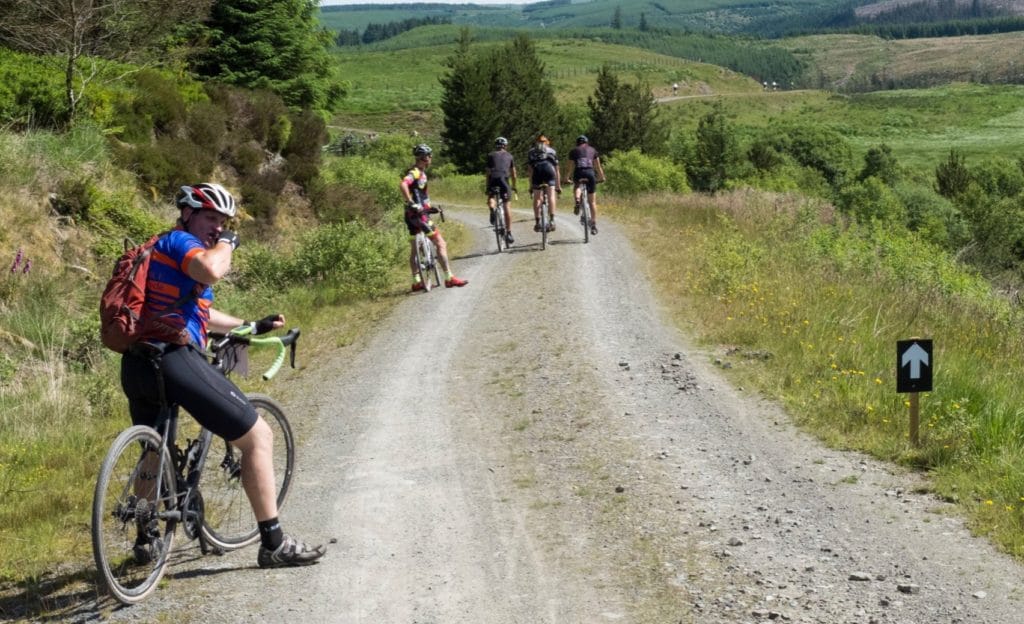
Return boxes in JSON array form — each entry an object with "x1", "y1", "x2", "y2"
[{"x1": 99, "y1": 232, "x2": 195, "y2": 353}]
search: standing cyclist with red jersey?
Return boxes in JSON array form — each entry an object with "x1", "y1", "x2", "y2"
[
  {"x1": 120, "y1": 182, "x2": 326, "y2": 568},
  {"x1": 402, "y1": 144, "x2": 469, "y2": 291},
  {"x1": 565, "y1": 135, "x2": 606, "y2": 235},
  {"x1": 485, "y1": 136, "x2": 517, "y2": 246}
]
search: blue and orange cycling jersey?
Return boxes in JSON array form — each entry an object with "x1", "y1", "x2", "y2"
[{"x1": 142, "y1": 229, "x2": 213, "y2": 348}]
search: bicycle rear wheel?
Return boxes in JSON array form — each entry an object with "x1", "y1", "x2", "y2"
[
  {"x1": 540, "y1": 197, "x2": 549, "y2": 250},
  {"x1": 92, "y1": 425, "x2": 177, "y2": 605},
  {"x1": 430, "y1": 242, "x2": 443, "y2": 287},
  {"x1": 494, "y1": 197, "x2": 505, "y2": 252},
  {"x1": 581, "y1": 194, "x2": 591, "y2": 244},
  {"x1": 199, "y1": 394, "x2": 295, "y2": 551}
]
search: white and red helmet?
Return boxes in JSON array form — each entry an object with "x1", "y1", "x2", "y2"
[{"x1": 176, "y1": 183, "x2": 237, "y2": 218}]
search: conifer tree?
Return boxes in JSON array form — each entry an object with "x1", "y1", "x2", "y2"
[
  {"x1": 191, "y1": 0, "x2": 343, "y2": 110},
  {"x1": 440, "y1": 33, "x2": 560, "y2": 173},
  {"x1": 586, "y1": 65, "x2": 664, "y2": 156}
]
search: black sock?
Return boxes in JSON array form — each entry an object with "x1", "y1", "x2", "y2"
[{"x1": 258, "y1": 517, "x2": 284, "y2": 551}]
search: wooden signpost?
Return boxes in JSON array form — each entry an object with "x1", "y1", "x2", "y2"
[{"x1": 896, "y1": 339, "x2": 933, "y2": 447}]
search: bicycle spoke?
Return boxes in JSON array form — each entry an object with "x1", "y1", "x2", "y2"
[
  {"x1": 200, "y1": 395, "x2": 294, "y2": 551},
  {"x1": 92, "y1": 426, "x2": 176, "y2": 604}
]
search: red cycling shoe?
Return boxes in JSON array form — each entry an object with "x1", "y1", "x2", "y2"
[
  {"x1": 445, "y1": 276, "x2": 468, "y2": 288},
  {"x1": 411, "y1": 282, "x2": 425, "y2": 292}
]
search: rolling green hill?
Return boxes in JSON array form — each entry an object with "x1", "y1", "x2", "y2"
[{"x1": 319, "y1": 0, "x2": 1024, "y2": 40}]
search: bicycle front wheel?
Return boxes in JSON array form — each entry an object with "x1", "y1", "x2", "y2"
[
  {"x1": 92, "y1": 425, "x2": 177, "y2": 605},
  {"x1": 199, "y1": 394, "x2": 295, "y2": 550},
  {"x1": 415, "y1": 235, "x2": 431, "y2": 292}
]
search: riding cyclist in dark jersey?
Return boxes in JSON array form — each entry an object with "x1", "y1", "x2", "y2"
[
  {"x1": 565, "y1": 135, "x2": 606, "y2": 236},
  {"x1": 485, "y1": 136, "x2": 518, "y2": 246},
  {"x1": 526, "y1": 134, "x2": 561, "y2": 232}
]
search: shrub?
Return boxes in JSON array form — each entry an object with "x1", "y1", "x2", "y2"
[
  {"x1": 118, "y1": 137, "x2": 214, "y2": 196},
  {"x1": 835, "y1": 176, "x2": 906, "y2": 225},
  {"x1": 972, "y1": 158, "x2": 1024, "y2": 199},
  {"x1": 959, "y1": 190, "x2": 1024, "y2": 272},
  {"x1": 894, "y1": 182, "x2": 968, "y2": 250},
  {"x1": 186, "y1": 101, "x2": 229, "y2": 155},
  {"x1": 233, "y1": 221, "x2": 403, "y2": 297},
  {"x1": 858, "y1": 144, "x2": 901, "y2": 186},
  {"x1": 936, "y1": 149, "x2": 972, "y2": 199},
  {"x1": 0, "y1": 49, "x2": 68, "y2": 128},
  {"x1": 321, "y1": 155, "x2": 399, "y2": 218},
  {"x1": 765, "y1": 124, "x2": 853, "y2": 190},
  {"x1": 605, "y1": 149, "x2": 689, "y2": 195},
  {"x1": 363, "y1": 134, "x2": 422, "y2": 171}
]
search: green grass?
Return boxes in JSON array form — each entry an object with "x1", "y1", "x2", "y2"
[{"x1": 605, "y1": 188, "x2": 1024, "y2": 558}]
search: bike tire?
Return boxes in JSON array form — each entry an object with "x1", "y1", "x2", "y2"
[
  {"x1": 541, "y1": 196, "x2": 549, "y2": 251},
  {"x1": 431, "y1": 241, "x2": 443, "y2": 288},
  {"x1": 416, "y1": 235, "x2": 431, "y2": 292},
  {"x1": 92, "y1": 425, "x2": 177, "y2": 605},
  {"x1": 199, "y1": 394, "x2": 295, "y2": 551},
  {"x1": 581, "y1": 194, "x2": 590, "y2": 244},
  {"x1": 494, "y1": 198, "x2": 505, "y2": 252}
]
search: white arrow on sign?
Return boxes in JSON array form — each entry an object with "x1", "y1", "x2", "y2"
[{"x1": 901, "y1": 342, "x2": 930, "y2": 379}]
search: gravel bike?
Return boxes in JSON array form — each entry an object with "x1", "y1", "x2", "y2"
[
  {"x1": 490, "y1": 186, "x2": 509, "y2": 253},
  {"x1": 572, "y1": 180, "x2": 599, "y2": 244},
  {"x1": 535, "y1": 184, "x2": 554, "y2": 250},
  {"x1": 414, "y1": 206, "x2": 444, "y2": 291},
  {"x1": 91, "y1": 327, "x2": 299, "y2": 604}
]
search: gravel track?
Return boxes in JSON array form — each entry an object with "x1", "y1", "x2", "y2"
[{"x1": 26, "y1": 205, "x2": 1024, "y2": 623}]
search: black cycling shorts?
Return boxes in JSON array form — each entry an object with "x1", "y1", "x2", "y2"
[
  {"x1": 405, "y1": 216, "x2": 437, "y2": 237},
  {"x1": 573, "y1": 168, "x2": 597, "y2": 194},
  {"x1": 530, "y1": 164, "x2": 558, "y2": 189},
  {"x1": 487, "y1": 177, "x2": 510, "y2": 200},
  {"x1": 121, "y1": 344, "x2": 258, "y2": 441}
]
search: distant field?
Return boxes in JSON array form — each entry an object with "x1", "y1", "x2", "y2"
[
  {"x1": 656, "y1": 83, "x2": 1024, "y2": 174},
  {"x1": 782, "y1": 31, "x2": 1024, "y2": 90}
]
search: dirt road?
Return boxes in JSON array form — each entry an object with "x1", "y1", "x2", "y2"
[{"x1": 84, "y1": 206, "x2": 1024, "y2": 623}]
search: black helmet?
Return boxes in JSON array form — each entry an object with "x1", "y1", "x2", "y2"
[
  {"x1": 495, "y1": 136, "x2": 508, "y2": 147},
  {"x1": 412, "y1": 143, "x2": 433, "y2": 157},
  {"x1": 576, "y1": 135, "x2": 589, "y2": 145}
]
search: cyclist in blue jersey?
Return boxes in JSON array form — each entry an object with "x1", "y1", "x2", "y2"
[
  {"x1": 121, "y1": 182, "x2": 325, "y2": 569},
  {"x1": 564, "y1": 135, "x2": 606, "y2": 235}
]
